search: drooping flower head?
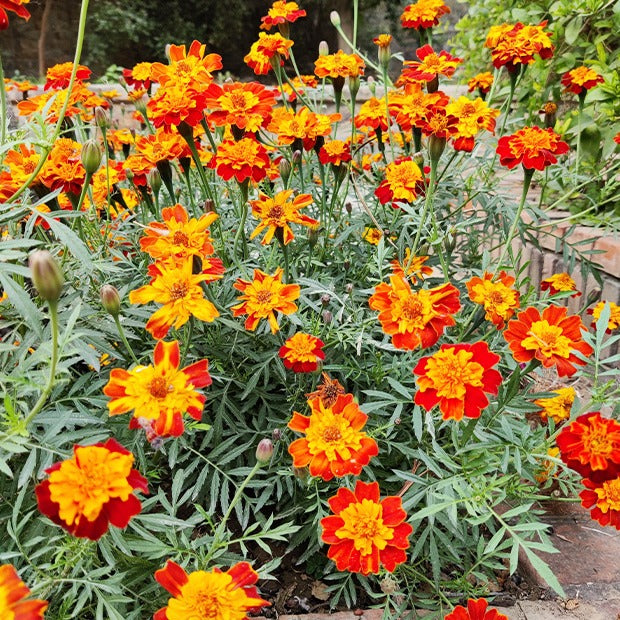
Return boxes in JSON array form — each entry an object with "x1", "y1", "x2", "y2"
[
  {"x1": 0, "y1": 0, "x2": 30, "y2": 30},
  {"x1": 580, "y1": 476, "x2": 620, "y2": 530},
  {"x1": 210, "y1": 137, "x2": 271, "y2": 184},
  {"x1": 244, "y1": 32, "x2": 293, "y2": 75},
  {"x1": 414, "y1": 342, "x2": 502, "y2": 421},
  {"x1": 279, "y1": 332, "x2": 325, "y2": 372},
  {"x1": 375, "y1": 157, "x2": 424, "y2": 206},
  {"x1": 466, "y1": 271, "x2": 520, "y2": 329},
  {"x1": 467, "y1": 72, "x2": 494, "y2": 96},
  {"x1": 534, "y1": 386, "x2": 575, "y2": 424},
  {"x1": 400, "y1": 45, "x2": 462, "y2": 84},
  {"x1": 444, "y1": 598, "x2": 508, "y2": 620},
  {"x1": 320, "y1": 480, "x2": 412, "y2": 575},
  {"x1": 44, "y1": 62, "x2": 91, "y2": 90},
  {"x1": 35, "y1": 439, "x2": 148, "y2": 540},
  {"x1": 588, "y1": 301, "x2": 620, "y2": 333},
  {"x1": 232, "y1": 268, "x2": 300, "y2": 334},
  {"x1": 0, "y1": 564, "x2": 47, "y2": 619},
  {"x1": 400, "y1": 0, "x2": 450, "y2": 30},
  {"x1": 369, "y1": 277, "x2": 461, "y2": 350},
  {"x1": 154, "y1": 560, "x2": 269, "y2": 620},
  {"x1": 104, "y1": 340, "x2": 211, "y2": 438},
  {"x1": 540, "y1": 273, "x2": 581, "y2": 297},
  {"x1": 561, "y1": 66, "x2": 604, "y2": 96},
  {"x1": 486, "y1": 22, "x2": 554, "y2": 72},
  {"x1": 503, "y1": 305, "x2": 593, "y2": 377},
  {"x1": 496, "y1": 126, "x2": 569, "y2": 171}
]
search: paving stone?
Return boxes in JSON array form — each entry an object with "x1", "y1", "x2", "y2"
[{"x1": 518, "y1": 599, "x2": 619, "y2": 620}]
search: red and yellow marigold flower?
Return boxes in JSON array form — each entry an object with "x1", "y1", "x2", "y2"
[
  {"x1": 401, "y1": 0, "x2": 450, "y2": 30},
  {"x1": 401, "y1": 45, "x2": 462, "y2": 83},
  {"x1": 244, "y1": 32, "x2": 293, "y2": 75},
  {"x1": 129, "y1": 258, "x2": 220, "y2": 339},
  {"x1": 355, "y1": 97, "x2": 390, "y2": 132},
  {"x1": 150, "y1": 40, "x2": 222, "y2": 89},
  {"x1": 446, "y1": 96, "x2": 499, "y2": 152},
  {"x1": 389, "y1": 84, "x2": 449, "y2": 129},
  {"x1": 369, "y1": 277, "x2": 461, "y2": 350},
  {"x1": 0, "y1": 0, "x2": 30, "y2": 30},
  {"x1": 314, "y1": 50, "x2": 365, "y2": 80},
  {"x1": 444, "y1": 598, "x2": 508, "y2": 620},
  {"x1": 0, "y1": 563, "x2": 47, "y2": 619},
  {"x1": 140, "y1": 204, "x2": 218, "y2": 261},
  {"x1": 466, "y1": 271, "x2": 520, "y2": 329},
  {"x1": 535, "y1": 386, "x2": 575, "y2": 424},
  {"x1": 467, "y1": 72, "x2": 494, "y2": 95},
  {"x1": 318, "y1": 139, "x2": 352, "y2": 167},
  {"x1": 580, "y1": 476, "x2": 620, "y2": 530},
  {"x1": 320, "y1": 480, "x2": 412, "y2": 575},
  {"x1": 0, "y1": 144, "x2": 40, "y2": 195},
  {"x1": 561, "y1": 66, "x2": 604, "y2": 96},
  {"x1": 104, "y1": 340, "x2": 211, "y2": 437},
  {"x1": 391, "y1": 250, "x2": 433, "y2": 283},
  {"x1": 249, "y1": 190, "x2": 317, "y2": 245},
  {"x1": 540, "y1": 273, "x2": 581, "y2": 297},
  {"x1": 232, "y1": 267, "x2": 300, "y2": 334},
  {"x1": 556, "y1": 412, "x2": 620, "y2": 478},
  {"x1": 288, "y1": 394, "x2": 377, "y2": 480},
  {"x1": 588, "y1": 301, "x2": 620, "y2": 333},
  {"x1": 363, "y1": 227, "x2": 383, "y2": 245},
  {"x1": 496, "y1": 126, "x2": 569, "y2": 171},
  {"x1": 375, "y1": 157, "x2": 424, "y2": 206},
  {"x1": 267, "y1": 106, "x2": 340, "y2": 151},
  {"x1": 38, "y1": 138, "x2": 86, "y2": 196},
  {"x1": 503, "y1": 305, "x2": 592, "y2": 377},
  {"x1": 44, "y1": 61, "x2": 91, "y2": 90},
  {"x1": 210, "y1": 137, "x2": 271, "y2": 183},
  {"x1": 147, "y1": 84, "x2": 207, "y2": 130},
  {"x1": 122, "y1": 61, "x2": 154, "y2": 90},
  {"x1": 35, "y1": 438, "x2": 148, "y2": 540},
  {"x1": 279, "y1": 332, "x2": 325, "y2": 372},
  {"x1": 134, "y1": 129, "x2": 189, "y2": 166},
  {"x1": 260, "y1": 1, "x2": 306, "y2": 30},
  {"x1": 414, "y1": 342, "x2": 502, "y2": 421},
  {"x1": 154, "y1": 560, "x2": 269, "y2": 620},
  {"x1": 487, "y1": 22, "x2": 554, "y2": 72}
]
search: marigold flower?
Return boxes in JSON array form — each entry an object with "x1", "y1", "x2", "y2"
[
  {"x1": 467, "y1": 72, "x2": 494, "y2": 95},
  {"x1": 210, "y1": 137, "x2": 271, "y2": 183},
  {"x1": 44, "y1": 61, "x2": 91, "y2": 90},
  {"x1": 154, "y1": 560, "x2": 269, "y2": 620},
  {"x1": 487, "y1": 22, "x2": 554, "y2": 72},
  {"x1": 0, "y1": 563, "x2": 47, "y2": 619},
  {"x1": 267, "y1": 106, "x2": 340, "y2": 151},
  {"x1": 444, "y1": 598, "x2": 508, "y2": 620},
  {"x1": 388, "y1": 84, "x2": 448, "y2": 130},
  {"x1": 0, "y1": 144, "x2": 40, "y2": 194},
  {"x1": 540, "y1": 273, "x2": 581, "y2": 297},
  {"x1": 496, "y1": 126, "x2": 569, "y2": 171},
  {"x1": 320, "y1": 480, "x2": 412, "y2": 575},
  {"x1": 150, "y1": 40, "x2": 222, "y2": 89},
  {"x1": 0, "y1": 0, "x2": 30, "y2": 29},
  {"x1": 129, "y1": 258, "x2": 220, "y2": 339},
  {"x1": 363, "y1": 227, "x2": 383, "y2": 245},
  {"x1": 147, "y1": 84, "x2": 207, "y2": 129},
  {"x1": 232, "y1": 267, "x2": 300, "y2": 334},
  {"x1": 446, "y1": 96, "x2": 499, "y2": 152},
  {"x1": 122, "y1": 61, "x2": 154, "y2": 90},
  {"x1": 279, "y1": 332, "x2": 325, "y2": 372},
  {"x1": 535, "y1": 386, "x2": 575, "y2": 425},
  {"x1": 391, "y1": 250, "x2": 433, "y2": 283},
  {"x1": 503, "y1": 305, "x2": 592, "y2": 377},
  {"x1": 355, "y1": 97, "x2": 389, "y2": 132},
  {"x1": 588, "y1": 301, "x2": 620, "y2": 333},
  {"x1": 104, "y1": 340, "x2": 211, "y2": 437},
  {"x1": 244, "y1": 32, "x2": 293, "y2": 75},
  {"x1": 401, "y1": 0, "x2": 450, "y2": 30},
  {"x1": 373, "y1": 33, "x2": 393, "y2": 49},
  {"x1": 369, "y1": 277, "x2": 461, "y2": 350},
  {"x1": 466, "y1": 271, "x2": 520, "y2": 329},
  {"x1": 401, "y1": 45, "x2": 462, "y2": 83},
  {"x1": 318, "y1": 139, "x2": 351, "y2": 168},
  {"x1": 249, "y1": 190, "x2": 317, "y2": 245},
  {"x1": 305, "y1": 373, "x2": 346, "y2": 408},
  {"x1": 35, "y1": 438, "x2": 148, "y2": 540},
  {"x1": 314, "y1": 50, "x2": 365, "y2": 79},
  {"x1": 580, "y1": 476, "x2": 620, "y2": 529},
  {"x1": 561, "y1": 66, "x2": 604, "y2": 95},
  {"x1": 414, "y1": 342, "x2": 501, "y2": 421},
  {"x1": 38, "y1": 138, "x2": 86, "y2": 195},
  {"x1": 134, "y1": 129, "x2": 189, "y2": 166},
  {"x1": 375, "y1": 157, "x2": 424, "y2": 206},
  {"x1": 556, "y1": 412, "x2": 620, "y2": 478},
  {"x1": 260, "y1": 1, "x2": 306, "y2": 30}
]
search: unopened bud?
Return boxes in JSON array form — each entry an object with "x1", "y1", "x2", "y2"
[
  {"x1": 348, "y1": 75, "x2": 360, "y2": 99},
  {"x1": 319, "y1": 40, "x2": 329, "y2": 57},
  {"x1": 272, "y1": 428, "x2": 282, "y2": 441},
  {"x1": 345, "y1": 202, "x2": 352, "y2": 214},
  {"x1": 380, "y1": 575, "x2": 398, "y2": 595},
  {"x1": 343, "y1": 261, "x2": 351, "y2": 272},
  {"x1": 94, "y1": 106, "x2": 110, "y2": 130},
  {"x1": 322, "y1": 309, "x2": 333, "y2": 324},
  {"x1": 29, "y1": 250, "x2": 64, "y2": 303},
  {"x1": 204, "y1": 199, "x2": 215, "y2": 213},
  {"x1": 321, "y1": 293, "x2": 331, "y2": 307},
  {"x1": 279, "y1": 159, "x2": 292, "y2": 184},
  {"x1": 428, "y1": 135, "x2": 446, "y2": 164},
  {"x1": 367, "y1": 75, "x2": 376, "y2": 97},
  {"x1": 308, "y1": 226, "x2": 319, "y2": 248},
  {"x1": 100, "y1": 284, "x2": 121, "y2": 316},
  {"x1": 164, "y1": 44, "x2": 172, "y2": 61},
  {"x1": 256, "y1": 438, "x2": 274, "y2": 464},
  {"x1": 345, "y1": 282, "x2": 354, "y2": 294},
  {"x1": 330, "y1": 11, "x2": 341, "y2": 27},
  {"x1": 292, "y1": 149, "x2": 302, "y2": 164},
  {"x1": 81, "y1": 140, "x2": 102, "y2": 175},
  {"x1": 148, "y1": 168, "x2": 161, "y2": 195}
]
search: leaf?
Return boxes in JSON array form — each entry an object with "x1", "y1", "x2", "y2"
[
  {"x1": 523, "y1": 545, "x2": 565, "y2": 596},
  {"x1": 0, "y1": 271, "x2": 43, "y2": 337},
  {"x1": 564, "y1": 15, "x2": 584, "y2": 44}
]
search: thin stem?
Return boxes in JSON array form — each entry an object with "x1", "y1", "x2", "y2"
[
  {"x1": 113, "y1": 315, "x2": 140, "y2": 366},
  {"x1": 410, "y1": 157, "x2": 438, "y2": 259},
  {"x1": 575, "y1": 95, "x2": 585, "y2": 176},
  {"x1": 279, "y1": 237, "x2": 291, "y2": 283}
]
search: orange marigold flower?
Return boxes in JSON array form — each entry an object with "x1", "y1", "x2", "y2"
[
  {"x1": 44, "y1": 61, "x2": 91, "y2": 90},
  {"x1": 588, "y1": 301, "x2": 620, "y2": 333},
  {"x1": 444, "y1": 598, "x2": 508, "y2": 620},
  {"x1": 314, "y1": 50, "x2": 365, "y2": 79},
  {"x1": 122, "y1": 61, "x2": 154, "y2": 90},
  {"x1": 561, "y1": 66, "x2": 604, "y2": 96},
  {"x1": 373, "y1": 33, "x2": 393, "y2": 48},
  {"x1": 260, "y1": 1, "x2": 306, "y2": 30},
  {"x1": 556, "y1": 412, "x2": 620, "y2": 478},
  {"x1": 232, "y1": 267, "x2": 300, "y2": 334},
  {"x1": 369, "y1": 277, "x2": 461, "y2": 350},
  {"x1": 446, "y1": 96, "x2": 499, "y2": 152},
  {"x1": 414, "y1": 342, "x2": 502, "y2": 421},
  {"x1": 580, "y1": 476, "x2": 620, "y2": 530},
  {"x1": 244, "y1": 32, "x2": 293, "y2": 75},
  {"x1": 38, "y1": 137, "x2": 86, "y2": 195},
  {"x1": 0, "y1": 563, "x2": 47, "y2": 619},
  {"x1": 320, "y1": 480, "x2": 412, "y2": 575},
  {"x1": 140, "y1": 204, "x2": 218, "y2": 261},
  {"x1": 355, "y1": 96, "x2": 389, "y2": 132},
  {"x1": 488, "y1": 22, "x2": 554, "y2": 72},
  {"x1": 288, "y1": 394, "x2": 377, "y2": 479},
  {"x1": 466, "y1": 271, "x2": 520, "y2": 329},
  {"x1": 306, "y1": 372, "x2": 346, "y2": 408},
  {"x1": 318, "y1": 139, "x2": 352, "y2": 166},
  {"x1": 103, "y1": 340, "x2": 212, "y2": 437},
  {"x1": 391, "y1": 250, "x2": 433, "y2": 283},
  {"x1": 129, "y1": 258, "x2": 220, "y2": 339},
  {"x1": 363, "y1": 227, "x2": 383, "y2": 245},
  {"x1": 503, "y1": 305, "x2": 592, "y2": 377},
  {"x1": 249, "y1": 189, "x2": 317, "y2": 245},
  {"x1": 401, "y1": 45, "x2": 462, "y2": 83},
  {"x1": 535, "y1": 386, "x2": 575, "y2": 425},
  {"x1": 279, "y1": 332, "x2": 325, "y2": 373},
  {"x1": 401, "y1": 0, "x2": 450, "y2": 30},
  {"x1": 147, "y1": 84, "x2": 207, "y2": 129},
  {"x1": 388, "y1": 84, "x2": 448, "y2": 130},
  {"x1": 135, "y1": 128, "x2": 189, "y2": 165},
  {"x1": 0, "y1": 143, "x2": 39, "y2": 190},
  {"x1": 150, "y1": 40, "x2": 222, "y2": 89},
  {"x1": 210, "y1": 137, "x2": 271, "y2": 183},
  {"x1": 540, "y1": 273, "x2": 581, "y2": 297},
  {"x1": 375, "y1": 157, "x2": 424, "y2": 206},
  {"x1": 17, "y1": 87, "x2": 84, "y2": 122},
  {"x1": 154, "y1": 560, "x2": 269, "y2": 620},
  {"x1": 0, "y1": 0, "x2": 30, "y2": 30},
  {"x1": 267, "y1": 106, "x2": 340, "y2": 151},
  {"x1": 467, "y1": 72, "x2": 494, "y2": 95},
  {"x1": 496, "y1": 126, "x2": 569, "y2": 171},
  {"x1": 35, "y1": 438, "x2": 148, "y2": 540}
]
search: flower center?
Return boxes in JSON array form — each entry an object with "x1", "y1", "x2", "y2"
[
  {"x1": 397, "y1": 290, "x2": 434, "y2": 329},
  {"x1": 583, "y1": 427, "x2": 613, "y2": 457},
  {"x1": 267, "y1": 204, "x2": 285, "y2": 220},
  {"x1": 173, "y1": 230, "x2": 190, "y2": 246},
  {"x1": 256, "y1": 289, "x2": 273, "y2": 305},
  {"x1": 169, "y1": 281, "x2": 189, "y2": 300},
  {"x1": 149, "y1": 376, "x2": 170, "y2": 399},
  {"x1": 322, "y1": 426, "x2": 342, "y2": 442},
  {"x1": 335, "y1": 499, "x2": 394, "y2": 555},
  {"x1": 516, "y1": 129, "x2": 553, "y2": 154},
  {"x1": 424, "y1": 348, "x2": 485, "y2": 399},
  {"x1": 521, "y1": 320, "x2": 572, "y2": 358}
]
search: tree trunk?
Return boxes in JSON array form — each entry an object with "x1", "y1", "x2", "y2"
[{"x1": 38, "y1": 0, "x2": 53, "y2": 79}]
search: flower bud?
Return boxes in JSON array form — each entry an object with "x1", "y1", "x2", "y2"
[
  {"x1": 345, "y1": 282, "x2": 354, "y2": 294},
  {"x1": 318, "y1": 40, "x2": 329, "y2": 57},
  {"x1": 380, "y1": 575, "x2": 398, "y2": 595},
  {"x1": 81, "y1": 140, "x2": 102, "y2": 175},
  {"x1": 348, "y1": 75, "x2": 360, "y2": 100},
  {"x1": 148, "y1": 168, "x2": 161, "y2": 195},
  {"x1": 308, "y1": 225, "x2": 319, "y2": 248},
  {"x1": 322, "y1": 309, "x2": 333, "y2": 324},
  {"x1": 94, "y1": 106, "x2": 110, "y2": 130},
  {"x1": 345, "y1": 202, "x2": 352, "y2": 214},
  {"x1": 279, "y1": 159, "x2": 292, "y2": 184},
  {"x1": 367, "y1": 75, "x2": 376, "y2": 97},
  {"x1": 321, "y1": 293, "x2": 331, "y2": 307},
  {"x1": 272, "y1": 428, "x2": 282, "y2": 442},
  {"x1": 292, "y1": 149, "x2": 302, "y2": 164},
  {"x1": 29, "y1": 250, "x2": 64, "y2": 303},
  {"x1": 329, "y1": 11, "x2": 341, "y2": 27},
  {"x1": 256, "y1": 438, "x2": 274, "y2": 464},
  {"x1": 293, "y1": 466, "x2": 309, "y2": 481},
  {"x1": 428, "y1": 135, "x2": 446, "y2": 164},
  {"x1": 100, "y1": 284, "x2": 121, "y2": 316},
  {"x1": 204, "y1": 199, "x2": 216, "y2": 213}
]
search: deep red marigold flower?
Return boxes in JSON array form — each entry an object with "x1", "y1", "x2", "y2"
[
  {"x1": 466, "y1": 271, "x2": 520, "y2": 329},
  {"x1": 0, "y1": 564, "x2": 47, "y2": 619},
  {"x1": 561, "y1": 66, "x2": 604, "y2": 96},
  {"x1": 288, "y1": 394, "x2": 377, "y2": 479},
  {"x1": 210, "y1": 137, "x2": 271, "y2": 183},
  {"x1": 154, "y1": 560, "x2": 269, "y2": 620},
  {"x1": 556, "y1": 412, "x2": 620, "y2": 478},
  {"x1": 104, "y1": 340, "x2": 211, "y2": 438},
  {"x1": 401, "y1": 45, "x2": 462, "y2": 83},
  {"x1": 0, "y1": 0, "x2": 30, "y2": 30},
  {"x1": 369, "y1": 277, "x2": 461, "y2": 350},
  {"x1": 444, "y1": 598, "x2": 508, "y2": 620},
  {"x1": 260, "y1": 1, "x2": 306, "y2": 30},
  {"x1": 503, "y1": 305, "x2": 592, "y2": 377},
  {"x1": 467, "y1": 72, "x2": 494, "y2": 95},
  {"x1": 35, "y1": 438, "x2": 148, "y2": 540},
  {"x1": 580, "y1": 476, "x2": 620, "y2": 530},
  {"x1": 401, "y1": 0, "x2": 450, "y2": 30},
  {"x1": 320, "y1": 480, "x2": 412, "y2": 575},
  {"x1": 279, "y1": 332, "x2": 325, "y2": 372},
  {"x1": 375, "y1": 157, "x2": 424, "y2": 206},
  {"x1": 496, "y1": 126, "x2": 569, "y2": 171},
  {"x1": 414, "y1": 342, "x2": 501, "y2": 421},
  {"x1": 534, "y1": 386, "x2": 575, "y2": 425},
  {"x1": 588, "y1": 301, "x2": 620, "y2": 333},
  {"x1": 44, "y1": 62, "x2": 91, "y2": 90},
  {"x1": 540, "y1": 273, "x2": 581, "y2": 297}
]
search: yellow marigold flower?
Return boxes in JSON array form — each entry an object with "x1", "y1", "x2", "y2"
[
  {"x1": 135, "y1": 128, "x2": 189, "y2": 164},
  {"x1": 588, "y1": 301, "x2": 620, "y2": 333},
  {"x1": 267, "y1": 106, "x2": 340, "y2": 150},
  {"x1": 467, "y1": 72, "x2": 494, "y2": 95},
  {"x1": 314, "y1": 50, "x2": 365, "y2": 79},
  {"x1": 466, "y1": 271, "x2": 520, "y2": 329},
  {"x1": 0, "y1": 564, "x2": 47, "y2": 620},
  {"x1": 250, "y1": 190, "x2": 317, "y2": 245},
  {"x1": 540, "y1": 272, "x2": 581, "y2": 297},
  {"x1": 535, "y1": 387, "x2": 575, "y2": 424},
  {"x1": 363, "y1": 227, "x2": 383, "y2": 245},
  {"x1": 150, "y1": 40, "x2": 222, "y2": 89},
  {"x1": 279, "y1": 332, "x2": 325, "y2": 372},
  {"x1": 446, "y1": 96, "x2": 500, "y2": 152},
  {"x1": 355, "y1": 96, "x2": 389, "y2": 132},
  {"x1": 232, "y1": 267, "x2": 300, "y2": 334},
  {"x1": 375, "y1": 157, "x2": 424, "y2": 206}
]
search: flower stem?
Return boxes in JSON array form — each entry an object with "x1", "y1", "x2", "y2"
[
  {"x1": 575, "y1": 95, "x2": 585, "y2": 176},
  {"x1": 113, "y1": 314, "x2": 140, "y2": 366}
]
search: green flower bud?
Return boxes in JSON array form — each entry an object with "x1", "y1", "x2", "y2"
[
  {"x1": 81, "y1": 140, "x2": 102, "y2": 175},
  {"x1": 256, "y1": 438, "x2": 274, "y2": 464},
  {"x1": 100, "y1": 284, "x2": 121, "y2": 317},
  {"x1": 29, "y1": 250, "x2": 64, "y2": 303}
]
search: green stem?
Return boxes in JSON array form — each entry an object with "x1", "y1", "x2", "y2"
[
  {"x1": 352, "y1": 0, "x2": 359, "y2": 48},
  {"x1": 233, "y1": 200, "x2": 248, "y2": 263},
  {"x1": 575, "y1": 95, "x2": 585, "y2": 176},
  {"x1": 279, "y1": 237, "x2": 290, "y2": 283},
  {"x1": 113, "y1": 314, "x2": 140, "y2": 366},
  {"x1": 0, "y1": 53, "x2": 7, "y2": 145},
  {"x1": 410, "y1": 156, "x2": 438, "y2": 260}
]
